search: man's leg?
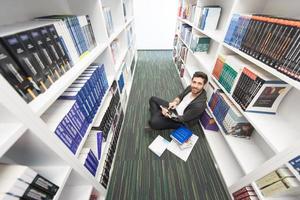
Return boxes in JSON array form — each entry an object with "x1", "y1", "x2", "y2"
[
  {"x1": 149, "y1": 112, "x2": 182, "y2": 130},
  {"x1": 149, "y1": 96, "x2": 169, "y2": 117}
]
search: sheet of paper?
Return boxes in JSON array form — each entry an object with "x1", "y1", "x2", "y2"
[
  {"x1": 148, "y1": 135, "x2": 170, "y2": 157},
  {"x1": 167, "y1": 134, "x2": 198, "y2": 162}
]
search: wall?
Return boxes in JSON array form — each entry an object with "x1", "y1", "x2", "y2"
[{"x1": 133, "y1": 0, "x2": 178, "y2": 50}]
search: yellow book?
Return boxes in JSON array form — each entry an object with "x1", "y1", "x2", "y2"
[
  {"x1": 256, "y1": 168, "x2": 293, "y2": 189},
  {"x1": 261, "y1": 177, "x2": 300, "y2": 197}
]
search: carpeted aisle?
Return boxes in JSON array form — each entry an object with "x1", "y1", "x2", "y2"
[{"x1": 105, "y1": 50, "x2": 230, "y2": 200}]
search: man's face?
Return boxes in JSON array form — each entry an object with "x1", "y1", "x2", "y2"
[{"x1": 191, "y1": 77, "x2": 205, "y2": 95}]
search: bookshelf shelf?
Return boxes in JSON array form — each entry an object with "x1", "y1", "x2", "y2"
[
  {"x1": 0, "y1": 123, "x2": 26, "y2": 158},
  {"x1": 32, "y1": 166, "x2": 72, "y2": 200},
  {"x1": 177, "y1": 17, "x2": 223, "y2": 43},
  {"x1": 199, "y1": 122, "x2": 244, "y2": 187},
  {"x1": 59, "y1": 185, "x2": 93, "y2": 200},
  {"x1": 206, "y1": 106, "x2": 268, "y2": 174},
  {"x1": 177, "y1": 34, "x2": 216, "y2": 73},
  {"x1": 175, "y1": 0, "x2": 300, "y2": 198},
  {"x1": 223, "y1": 43, "x2": 300, "y2": 91},
  {"x1": 211, "y1": 76, "x2": 300, "y2": 153},
  {"x1": 29, "y1": 45, "x2": 108, "y2": 117},
  {"x1": 0, "y1": 0, "x2": 136, "y2": 198}
]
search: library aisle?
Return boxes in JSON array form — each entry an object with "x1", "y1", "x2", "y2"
[{"x1": 106, "y1": 50, "x2": 230, "y2": 199}]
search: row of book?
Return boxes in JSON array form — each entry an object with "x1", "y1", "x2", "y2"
[
  {"x1": 224, "y1": 14, "x2": 300, "y2": 81},
  {"x1": 103, "y1": 7, "x2": 114, "y2": 37},
  {"x1": 0, "y1": 164, "x2": 59, "y2": 200},
  {"x1": 212, "y1": 55, "x2": 290, "y2": 114},
  {"x1": 179, "y1": 23, "x2": 192, "y2": 46},
  {"x1": 232, "y1": 185, "x2": 258, "y2": 200},
  {"x1": 79, "y1": 147, "x2": 99, "y2": 176},
  {"x1": 100, "y1": 108, "x2": 124, "y2": 189},
  {"x1": 0, "y1": 15, "x2": 96, "y2": 103},
  {"x1": 190, "y1": 32, "x2": 210, "y2": 53},
  {"x1": 256, "y1": 167, "x2": 300, "y2": 197},
  {"x1": 92, "y1": 82, "x2": 120, "y2": 141},
  {"x1": 178, "y1": 0, "x2": 221, "y2": 31},
  {"x1": 43, "y1": 65, "x2": 109, "y2": 154},
  {"x1": 208, "y1": 90, "x2": 254, "y2": 138},
  {"x1": 289, "y1": 155, "x2": 300, "y2": 175}
]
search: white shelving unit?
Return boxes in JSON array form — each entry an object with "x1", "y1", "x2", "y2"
[
  {"x1": 173, "y1": 0, "x2": 300, "y2": 199},
  {"x1": 0, "y1": 0, "x2": 136, "y2": 199}
]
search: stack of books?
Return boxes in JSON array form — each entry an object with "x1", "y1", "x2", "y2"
[
  {"x1": 43, "y1": 65, "x2": 109, "y2": 154},
  {"x1": 170, "y1": 126, "x2": 193, "y2": 149},
  {"x1": 79, "y1": 148, "x2": 99, "y2": 176},
  {"x1": 37, "y1": 15, "x2": 96, "y2": 56},
  {"x1": 199, "y1": 6, "x2": 221, "y2": 31},
  {"x1": 231, "y1": 63, "x2": 290, "y2": 114},
  {"x1": 190, "y1": 32, "x2": 210, "y2": 52},
  {"x1": 208, "y1": 90, "x2": 254, "y2": 138},
  {"x1": 84, "y1": 131, "x2": 103, "y2": 160},
  {"x1": 92, "y1": 84, "x2": 120, "y2": 140},
  {"x1": 224, "y1": 14, "x2": 300, "y2": 81},
  {"x1": 180, "y1": 24, "x2": 192, "y2": 45},
  {"x1": 256, "y1": 167, "x2": 300, "y2": 197},
  {"x1": 232, "y1": 185, "x2": 258, "y2": 200},
  {"x1": 217, "y1": 55, "x2": 244, "y2": 93},
  {"x1": 289, "y1": 155, "x2": 300, "y2": 175},
  {"x1": 0, "y1": 164, "x2": 59, "y2": 200},
  {"x1": 100, "y1": 109, "x2": 124, "y2": 189},
  {"x1": 103, "y1": 7, "x2": 114, "y2": 37},
  {"x1": 213, "y1": 54, "x2": 291, "y2": 114},
  {"x1": 0, "y1": 15, "x2": 96, "y2": 103}
]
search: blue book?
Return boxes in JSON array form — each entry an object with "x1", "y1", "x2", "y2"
[
  {"x1": 97, "y1": 132, "x2": 103, "y2": 160},
  {"x1": 289, "y1": 156, "x2": 300, "y2": 167},
  {"x1": 200, "y1": 8, "x2": 209, "y2": 30},
  {"x1": 224, "y1": 14, "x2": 240, "y2": 44},
  {"x1": 170, "y1": 126, "x2": 193, "y2": 144},
  {"x1": 55, "y1": 124, "x2": 79, "y2": 154},
  {"x1": 235, "y1": 16, "x2": 251, "y2": 48}
]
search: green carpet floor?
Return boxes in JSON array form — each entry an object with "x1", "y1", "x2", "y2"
[{"x1": 106, "y1": 50, "x2": 230, "y2": 200}]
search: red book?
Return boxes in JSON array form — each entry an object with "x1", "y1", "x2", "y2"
[
  {"x1": 235, "y1": 191, "x2": 257, "y2": 200},
  {"x1": 212, "y1": 56, "x2": 225, "y2": 80},
  {"x1": 232, "y1": 186, "x2": 253, "y2": 197}
]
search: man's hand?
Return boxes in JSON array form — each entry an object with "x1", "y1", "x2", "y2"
[
  {"x1": 160, "y1": 106, "x2": 171, "y2": 118},
  {"x1": 168, "y1": 101, "x2": 177, "y2": 110}
]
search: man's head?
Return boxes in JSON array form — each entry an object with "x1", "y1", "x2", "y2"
[{"x1": 191, "y1": 71, "x2": 208, "y2": 95}]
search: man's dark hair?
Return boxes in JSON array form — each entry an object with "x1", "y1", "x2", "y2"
[{"x1": 192, "y1": 71, "x2": 208, "y2": 84}]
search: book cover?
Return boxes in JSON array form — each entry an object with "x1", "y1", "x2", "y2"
[
  {"x1": 170, "y1": 126, "x2": 193, "y2": 144},
  {"x1": 148, "y1": 135, "x2": 170, "y2": 157}
]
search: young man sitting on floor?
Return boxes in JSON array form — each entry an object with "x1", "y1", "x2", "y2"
[{"x1": 147, "y1": 71, "x2": 207, "y2": 130}]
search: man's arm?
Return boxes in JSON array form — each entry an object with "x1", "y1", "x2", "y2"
[{"x1": 168, "y1": 86, "x2": 191, "y2": 109}]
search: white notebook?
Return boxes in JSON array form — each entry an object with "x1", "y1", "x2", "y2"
[{"x1": 148, "y1": 135, "x2": 170, "y2": 157}]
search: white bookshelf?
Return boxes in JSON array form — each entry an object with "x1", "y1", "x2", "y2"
[
  {"x1": 0, "y1": 0, "x2": 136, "y2": 199},
  {"x1": 200, "y1": 123, "x2": 244, "y2": 187},
  {"x1": 59, "y1": 185, "x2": 93, "y2": 200},
  {"x1": 174, "y1": 0, "x2": 300, "y2": 199}
]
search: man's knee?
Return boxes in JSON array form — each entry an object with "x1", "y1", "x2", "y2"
[
  {"x1": 149, "y1": 117, "x2": 162, "y2": 130},
  {"x1": 149, "y1": 96, "x2": 157, "y2": 104}
]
